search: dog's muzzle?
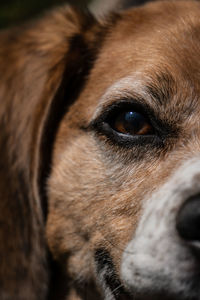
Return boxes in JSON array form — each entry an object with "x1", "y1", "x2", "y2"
[{"x1": 121, "y1": 159, "x2": 200, "y2": 300}]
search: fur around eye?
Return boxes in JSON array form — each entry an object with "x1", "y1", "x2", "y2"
[{"x1": 90, "y1": 100, "x2": 173, "y2": 148}]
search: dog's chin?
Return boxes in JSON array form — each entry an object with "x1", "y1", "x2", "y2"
[
  {"x1": 118, "y1": 275, "x2": 200, "y2": 300},
  {"x1": 96, "y1": 270, "x2": 200, "y2": 300},
  {"x1": 103, "y1": 270, "x2": 200, "y2": 300},
  {"x1": 108, "y1": 283, "x2": 200, "y2": 300},
  {"x1": 95, "y1": 248, "x2": 200, "y2": 300},
  {"x1": 120, "y1": 291, "x2": 200, "y2": 300}
]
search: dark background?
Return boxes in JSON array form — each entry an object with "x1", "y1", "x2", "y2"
[
  {"x1": 0, "y1": 0, "x2": 92, "y2": 29},
  {"x1": 0, "y1": 0, "x2": 142, "y2": 29}
]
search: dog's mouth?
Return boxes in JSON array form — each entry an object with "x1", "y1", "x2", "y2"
[
  {"x1": 103, "y1": 281, "x2": 189, "y2": 300},
  {"x1": 108, "y1": 283, "x2": 200, "y2": 300},
  {"x1": 112, "y1": 275, "x2": 200, "y2": 300},
  {"x1": 94, "y1": 248, "x2": 200, "y2": 300},
  {"x1": 94, "y1": 248, "x2": 131, "y2": 299}
]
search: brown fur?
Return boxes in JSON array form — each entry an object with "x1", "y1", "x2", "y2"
[{"x1": 1, "y1": 1, "x2": 200, "y2": 299}]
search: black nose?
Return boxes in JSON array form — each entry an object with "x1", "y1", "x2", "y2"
[{"x1": 176, "y1": 194, "x2": 200, "y2": 243}]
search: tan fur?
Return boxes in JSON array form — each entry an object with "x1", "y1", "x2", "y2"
[{"x1": 1, "y1": 1, "x2": 200, "y2": 299}]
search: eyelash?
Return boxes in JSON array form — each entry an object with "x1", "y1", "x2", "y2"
[{"x1": 90, "y1": 100, "x2": 171, "y2": 148}]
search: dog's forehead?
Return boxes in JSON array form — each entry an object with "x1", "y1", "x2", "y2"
[
  {"x1": 73, "y1": 0, "x2": 200, "y2": 126},
  {"x1": 98, "y1": 0, "x2": 200, "y2": 85}
]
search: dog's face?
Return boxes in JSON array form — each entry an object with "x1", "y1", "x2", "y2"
[
  {"x1": 1, "y1": 0, "x2": 200, "y2": 299},
  {"x1": 44, "y1": 1, "x2": 200, "y2": 299}
]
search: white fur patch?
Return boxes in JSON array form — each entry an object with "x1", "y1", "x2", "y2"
[
  {"x1": 121, "y1": 158, "x2": 200, "y2": 298},
  {"x1": 92, "y1": 74, "x2": 152, "y2": 121}
]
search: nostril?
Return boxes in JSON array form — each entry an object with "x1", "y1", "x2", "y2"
[{"x1": 176, "y1": 194, "x2": 200, "y2": 242}]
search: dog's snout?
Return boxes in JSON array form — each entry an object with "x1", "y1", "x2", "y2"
[{"x1": 176, "y1": 194, "x2": 200, "y2": 246}]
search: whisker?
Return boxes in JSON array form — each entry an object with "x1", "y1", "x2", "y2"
[{"x1": 111, "y1": 283, "x2": 124, "y2": 294}]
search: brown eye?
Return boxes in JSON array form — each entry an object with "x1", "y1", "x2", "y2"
[{"x1": 112, "y1": 111, "x2": 153, "y2": 135}]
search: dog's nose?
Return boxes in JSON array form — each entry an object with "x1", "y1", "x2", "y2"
[{"x1": 176, "y1": 194, "x2": 200, "y2": 247}]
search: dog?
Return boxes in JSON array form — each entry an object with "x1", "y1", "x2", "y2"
[{"x1": 0, "y1": 0, "x2": 200, "y2": 299}]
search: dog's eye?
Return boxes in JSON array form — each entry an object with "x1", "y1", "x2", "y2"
[
  {"x1": 90, "y1": 101, "x2": 167, "y2": 148},
  {"x1": 111, "y1": 111, "x2": 153, "y2": 136}
]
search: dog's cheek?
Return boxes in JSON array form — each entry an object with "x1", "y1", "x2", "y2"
[
  {"x1": 46, "y1": 134, "x2": 106, "y2": 279},
  {"x1": 45, "y1": 132, "x2": 144, "y2": 282}
]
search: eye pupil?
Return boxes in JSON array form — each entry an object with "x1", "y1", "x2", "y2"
[
  {"x1": 124, "y1": 111, "x2": 144, "y2": 132},
  {"x1": 113, "y1": 111, "x2": 153, "y2": 135}
]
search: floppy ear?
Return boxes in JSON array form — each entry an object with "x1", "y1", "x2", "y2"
[{"x1": 0, "y1": 6, "x2": 102, "y2": 299}]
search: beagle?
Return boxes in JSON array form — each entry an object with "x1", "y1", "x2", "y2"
[{"x1": 0, "y1": 1, "x2": 200, "y2": 299}]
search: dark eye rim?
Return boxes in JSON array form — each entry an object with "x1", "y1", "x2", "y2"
[{"x1": 89, "y1": 99, "x2": 175, "y2": 148}]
